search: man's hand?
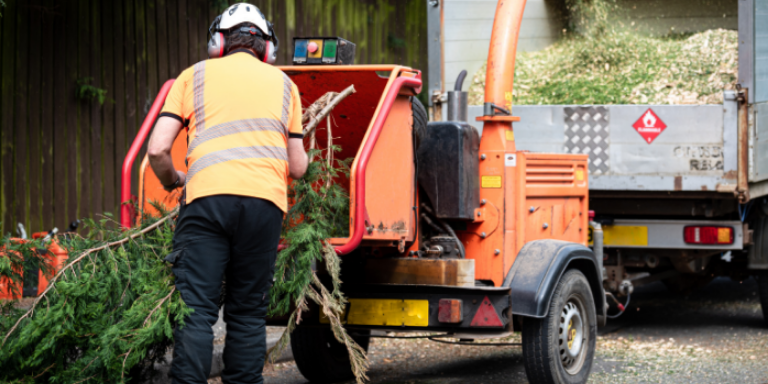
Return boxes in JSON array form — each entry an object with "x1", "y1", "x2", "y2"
[{"x1": 163, "y1": 170, "x2": 187, "y2": 192}]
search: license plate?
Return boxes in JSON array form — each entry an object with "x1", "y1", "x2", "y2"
[
  {"x1": 320, "y1": 299, "x2": 429, "y2": 327},
  {"x1": 589, "y1": 225, "x2": 648, "y2": 247}
]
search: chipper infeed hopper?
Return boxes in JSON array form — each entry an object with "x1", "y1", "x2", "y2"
[{"x1": 122, "y1": 1, "x2": 604, "y2": 383}]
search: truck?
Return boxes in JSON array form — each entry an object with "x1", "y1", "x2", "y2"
[
  {"x1": 427, "y1": 0, "x2": 768, "y2": 323},
  {"x1": 122, "y1": 1, "x2": 606, "y2": 383}
]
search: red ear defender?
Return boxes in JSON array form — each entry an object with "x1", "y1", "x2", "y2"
[
  {"x1": 263, "y1": 40, "x2": 277, "y2": 65},
  {"x1": 207, "y1": 32, "x2": 226, "y2": 58}
]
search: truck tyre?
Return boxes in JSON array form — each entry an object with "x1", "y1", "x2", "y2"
[
  {"x1": 522, "y1": 269, "x2": 597, "y2": 384},
  {"x1": 291, "y1": 327, "x2": 370, "y2": 383},
  {"x1": 759, "y1": 276, "x2": 768, "y2": 326},
  {"x1": 411, "y1": 96, "x2": 428, "y2": 150}
]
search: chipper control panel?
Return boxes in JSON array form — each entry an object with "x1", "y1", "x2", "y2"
[{"x1": 292, "y1": 37, "x2": 356, "y2": 65}]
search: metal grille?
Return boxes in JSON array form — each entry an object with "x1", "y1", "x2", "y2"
[{"x1": 563, "y1": 107, "x2": 610, "y2": 175}]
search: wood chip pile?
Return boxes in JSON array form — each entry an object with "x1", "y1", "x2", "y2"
[{"x1": 468, "y1": 29, "x2": 738, "y2": 106}]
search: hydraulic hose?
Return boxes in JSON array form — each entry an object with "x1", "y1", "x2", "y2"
[{"x1": 606, "y1": 293, "x2": 631, "y2": 319}]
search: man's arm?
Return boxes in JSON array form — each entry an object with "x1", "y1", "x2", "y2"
[
  {"x1": 148, "y1": 116, "x2": 186, "y2": 191},
  {"x1": 287, "y1": 137, "x2": 308, "y2": 179}
]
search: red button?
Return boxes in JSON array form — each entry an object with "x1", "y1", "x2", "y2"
[{"x1": 308, "y1": 42, "x2": 318, "y2": 53}]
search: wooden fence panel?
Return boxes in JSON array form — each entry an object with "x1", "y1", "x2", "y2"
[
  {"x1": 90, "y1": 0, "x2": 103, "y2": 217},
  {"x1": 41, "y1": 0, "x2": 55, "y2": 231},
  {"x1": 0, "y1": 0, "x2": 428, "y2": 235}
]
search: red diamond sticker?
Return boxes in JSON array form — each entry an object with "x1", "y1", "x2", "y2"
[{"x1": 632, "y1": 108, "x2": 667, "y2": 144}]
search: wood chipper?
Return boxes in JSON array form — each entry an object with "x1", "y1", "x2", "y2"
[{"x1": 121, "y1": 1, "x2": 604, "y2": 383}]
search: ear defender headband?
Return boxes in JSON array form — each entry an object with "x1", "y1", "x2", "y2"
[{"x1": 206, "y1": 12, "x2": 279, "y2": 64}]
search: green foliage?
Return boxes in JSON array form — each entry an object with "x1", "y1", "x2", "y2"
[
  {"x1": 76, "y1": 77, "x2": 108, "y2": 106},
  {"x1": 0, "y1": 211, "x2": 190, "y2": 383},
  {"x1": 270, "y1": 147, "x2": 351, "y2": 317}
]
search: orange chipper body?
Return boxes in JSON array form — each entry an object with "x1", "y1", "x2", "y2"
[{"x1": 133, "y1": 0, "x2": 587, "y2": 287}]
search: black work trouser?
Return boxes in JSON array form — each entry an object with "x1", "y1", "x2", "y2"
[{"x1": 167, "y1": 195, "x2": 283, "y2": 384}]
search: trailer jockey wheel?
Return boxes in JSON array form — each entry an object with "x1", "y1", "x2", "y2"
[
  {"x1": 759, "y1": 276, "x2": 768, "y2": 327},
  {"x1": 522, "y1": 270, "x2": 597, "y2": 384},
  {"x1": 291, "y1": 327, "x2": 370, "y2": 383}
]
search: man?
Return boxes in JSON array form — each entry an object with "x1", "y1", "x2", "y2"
[{"x1": 147, "y1": 3, "x2": 308, "y2": 383}]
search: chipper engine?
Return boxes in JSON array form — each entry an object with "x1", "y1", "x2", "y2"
[{"x1": 123, "y1": 1, "x2": 604, "y2": 383}]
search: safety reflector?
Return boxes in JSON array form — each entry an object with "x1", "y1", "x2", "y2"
[
  {"x1": 470, "y1": 296, "x2": 503, "y2": 327},
  {"x1": 438, "y1": 299, "x2": 463, "y2": 323},
  {"x1": 683, "y1": 226, "x2": 733, "y2": 245}
]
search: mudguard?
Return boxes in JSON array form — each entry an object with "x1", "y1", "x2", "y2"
[{"x1": 503, "y1": 240, "x2": 605, "y2": 319}]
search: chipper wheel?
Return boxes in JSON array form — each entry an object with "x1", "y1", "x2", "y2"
[
  {"x1": 522, "y1": 269, "x2": 597, "y2": 384},
  {"x1": 759, "y1": 276, "x2": 768, "y2": 326},
  {"x1": 291, "y1": 327, "x2": 370, "y2": 383}
]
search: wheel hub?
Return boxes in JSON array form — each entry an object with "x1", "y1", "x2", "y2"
[{"x1": 559, "y1": 300, "x2": 584, "y2": 371}]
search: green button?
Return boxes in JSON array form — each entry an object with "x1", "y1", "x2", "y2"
[{"x1": 323, "y1": 39, "x2": 337, "y2": 61}]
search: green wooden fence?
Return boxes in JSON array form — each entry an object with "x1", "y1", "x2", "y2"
[{"x1": 0, "y1": 0, "x2": 428, "y2": 235}]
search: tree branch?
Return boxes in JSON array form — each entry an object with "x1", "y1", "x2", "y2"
[
  {"x1": 2, "y1": 209, "x2": 179, "y2": 347},
  {"x1": 303, "y1": 85, "x2": 356, "y2": 137}
]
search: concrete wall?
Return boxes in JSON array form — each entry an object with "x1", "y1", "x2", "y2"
[{"x1": 443, "y1": 0, "x2": 564, "y2": 91}]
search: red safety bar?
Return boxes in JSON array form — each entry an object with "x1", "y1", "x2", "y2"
[
  {"x1": 334, "y1": 75, "x2": 422, "y2": 255},
  {"x1": 120, "y1": 80, "x2": 176, "y2": 228}
]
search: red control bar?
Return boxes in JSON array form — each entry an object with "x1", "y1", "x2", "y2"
[{"x1": 120, "y1": 80, "x2": 175, "y2": 228}]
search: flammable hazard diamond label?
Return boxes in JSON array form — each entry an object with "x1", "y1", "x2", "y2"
[{"x1": 632, "y1": 108, "x2": 667, "y2": 144}]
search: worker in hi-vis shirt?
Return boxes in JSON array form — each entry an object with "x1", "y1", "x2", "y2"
[{"x1": 147, "y1": 3, "x2": 307, "y2": 383}]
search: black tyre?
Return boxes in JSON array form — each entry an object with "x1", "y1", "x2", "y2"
[
  {"x1": 759, "y1": 276, "x2": 768, "y2": 326},
  {"x1": 290, "y1": 327, "x2": 370, "y2": 383},
  {"x1": 411, "y1": 96, "x2": 428, "y2": 150},
  {"x1": 522, "y1": 269, "x2": 597, "y2": 384}
]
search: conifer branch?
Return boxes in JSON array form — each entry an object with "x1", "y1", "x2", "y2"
[
  {"x1": 2, "y1": 209, "x2": 179, "y2": 347},
  {"x1": 143, "y1": 287, "x2": 176, "y2": 327}
]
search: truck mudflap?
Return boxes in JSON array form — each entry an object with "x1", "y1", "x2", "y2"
[
  {"x1": 504, "y1": 240, "x2": 605, "y2": 320},
  {"x1": 293, "y1": 284, "x2": 513, "y2": 333}
]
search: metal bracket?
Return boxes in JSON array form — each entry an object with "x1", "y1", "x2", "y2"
[{"x1": 483, "y1": 102, "x2": 511, "y2": 117}]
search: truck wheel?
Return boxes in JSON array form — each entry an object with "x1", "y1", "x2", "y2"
[
  {"x1": 522, "y1": 269, "x2": 597, "y2": 384},
  {"x1": 290, "y1": 327, "x2": 370, "y2": 383},
  {"x1": 759, "y1": 276, "x2": 768, "y2": 326},
  {"x1": 411, "y1": 96, "x2": 428, "y2": 150}
]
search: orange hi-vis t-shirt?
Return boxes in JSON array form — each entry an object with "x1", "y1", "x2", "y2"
[{"x1": 160, "y1": 50, "x2": 303, "y2": 212}]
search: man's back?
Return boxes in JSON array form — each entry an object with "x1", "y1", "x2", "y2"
[{"x1": 161, "y1": 51, "x2": 303, "y2": 211}]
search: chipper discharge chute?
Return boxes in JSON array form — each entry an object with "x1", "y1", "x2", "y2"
[{"x1": 122, "y1": 1, "x2": 604, "y2": 383}]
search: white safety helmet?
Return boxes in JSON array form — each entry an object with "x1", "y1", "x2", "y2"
[{"x1": 207, "y1": 3, "x2": 279, "y2": 64}]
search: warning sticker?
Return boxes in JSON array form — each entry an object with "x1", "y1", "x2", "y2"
[
  {"x1": 481, "y1": 176, "x2": 502, "y2": 188},
  {"x1": 632, "y1": 108, "x2": 667, "y2": 144}
]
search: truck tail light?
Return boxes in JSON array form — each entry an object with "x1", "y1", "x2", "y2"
[
  {"x1": 683, "y1": 226, "x2": 733, "y2": 245},
  {"x1": 438, "y1": 299, "x2": 463, "y2": 323}
]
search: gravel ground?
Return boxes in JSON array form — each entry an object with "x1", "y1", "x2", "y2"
[{"x1": 232, "y1": 276, "x2": 768, "y2": 384}]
